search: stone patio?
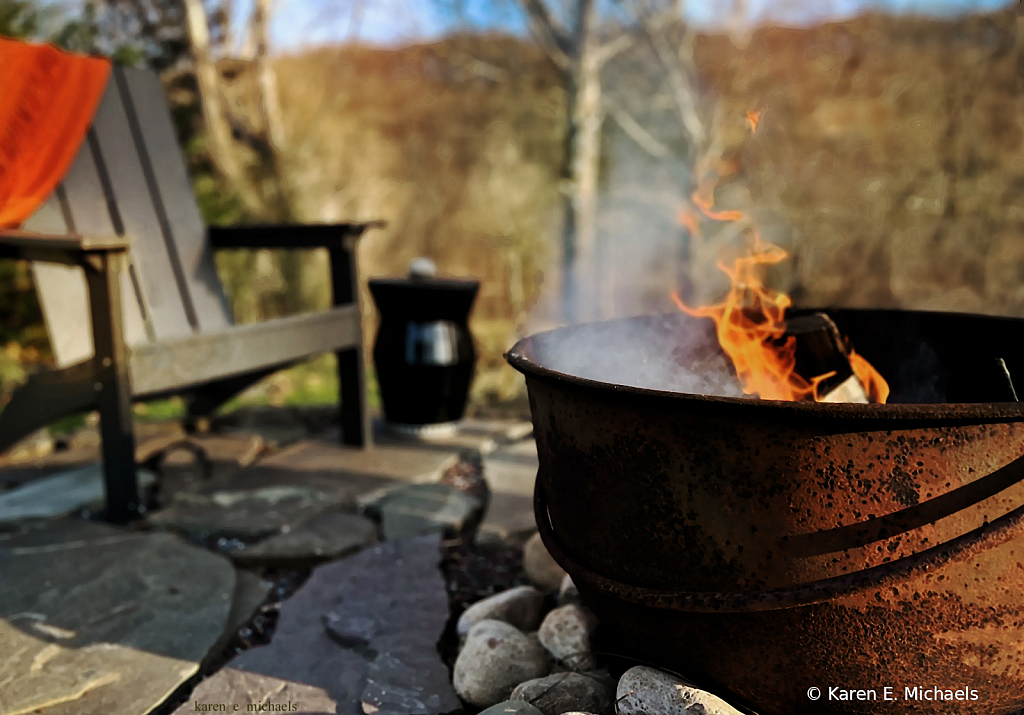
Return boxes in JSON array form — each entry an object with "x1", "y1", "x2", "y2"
[{"x1": 0, "y1": 411, "x2": 538, "y2": 715}]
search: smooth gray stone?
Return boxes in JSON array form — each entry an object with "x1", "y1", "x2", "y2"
[
  {"x1": 454, "y1": 620, "x2": 550, "y2": 708},
  {"x1": 374, "y1": 482, "x2": 483, "y2": 539},
  {"x1": 0, "y1": 464, "x2": 156, "y2": 523},
  {"x1": 457, "y1": 585, "x2": 545, "y2": 638},
  {"x1": 479, "y1": 701, "x2": 545, "y2": 715},
  {"x1": 148, "y1": 486, "x2": 348, "y2": 541},
  {"x1": 511, "y1": 671, "x2": 614, "y2": 715},
  {"x1": 617, "y1": 666, "x2": 744, "y2": 715},
  {"x1": 538, "y1": 604, "x2": 599, "y2": 671},
  {"x1": 0, "y1": 519, "x2": 234, "y2": 715},
  {"x1": 523, "y1": 532, "x2": 567, "y2": 592},
  {"x1": 231, "y1": 534, "x2": 459, "y2": 715},
  {"x1": 231, "y1": 511, "x2": 377, "y2": 568},
  {"x1": 174, "y1": 668, "x2": 337, "y2": 714},
  {"x1": 558, "y1": 574, "x2": 581, "y2": 606}
]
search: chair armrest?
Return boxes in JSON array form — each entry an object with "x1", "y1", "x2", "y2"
[
  {"x1": 0, "y1": 229, "x2": 128, "y2": 263},
  {"x1": 208, "y1": 221, "x2": 386, "y2": 251}
]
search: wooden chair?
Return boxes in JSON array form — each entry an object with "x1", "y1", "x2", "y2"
[{"x1": 0, "y1": 66, "x2": 382, "y2": 523}]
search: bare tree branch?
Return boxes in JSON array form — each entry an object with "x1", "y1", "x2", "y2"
[
  {"x1": 605, "y1": 97, "x2": 671, "y2": 157},
  {"x1": 634, "y1": 0, "x2": 705, "y2": 145},
  {"x1": 182, "y1": 0, "x2": 267, "y2": 217},
  {"x1": 252, "y1": 0, "x2": 287, "y2": 153},
  {"x1": 593, "y1": 32, "x2": 634, "y2": 66},
  {"x1": 518, "y1": 0, "x2": 572, "y2": 72}
]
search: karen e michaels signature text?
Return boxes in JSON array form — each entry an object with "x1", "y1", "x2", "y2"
[{"x1": 825, "y1": 686, "x2": 979, "y2": 702}]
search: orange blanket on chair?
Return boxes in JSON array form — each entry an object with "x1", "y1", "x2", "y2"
[{"x1": 0, "y1": 39, "x2": 110, "y2": 229}]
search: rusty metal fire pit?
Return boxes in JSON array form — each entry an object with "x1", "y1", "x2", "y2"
[{"x1": 506, "y1": 308, "x2": 1024, "y2": 715}]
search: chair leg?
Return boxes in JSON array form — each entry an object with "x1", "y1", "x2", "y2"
[
  {"x1": 86, "y1": 253, "x2": 139, "y2": 524},
  {"x1": 329, "y1": 242, "x2": 370, "y2": 448},
  {"x1": 337, "y1": 346, "x2": 368, "y2": 447}
]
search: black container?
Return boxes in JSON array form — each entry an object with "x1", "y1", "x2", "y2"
[{"x1": 368, "y1": 273, "x2": 479, "y2": 428}]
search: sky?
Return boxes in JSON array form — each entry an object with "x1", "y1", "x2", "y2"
[{"x1": 260, "y1": 0, "x2": 1017, "y2": 51}]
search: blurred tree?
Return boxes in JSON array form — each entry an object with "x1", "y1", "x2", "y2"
[
  {"x1": 0, "y1": 0, "x2": 39, "y2": 38},
  {"x1": 517, "y1": 0, "x2": 709, "y2": 321}
]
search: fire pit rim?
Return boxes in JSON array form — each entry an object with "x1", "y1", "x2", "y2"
[{"x1": 506, "y1": 307, "x2": 1024, "y2": 421}]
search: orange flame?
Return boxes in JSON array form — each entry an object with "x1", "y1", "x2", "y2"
[
  {"x1": 850, "y1": 350, "x2": 890, "y2": 404},
  {"x1": 745, "y1": 109, "x2": 762, "y2": 133},
  {"x1": 674, "y1": 147, "x2": 889, "y2": 403},
  {"x1": 672, "y1": 233, "x2": 836, "y2": 401}
]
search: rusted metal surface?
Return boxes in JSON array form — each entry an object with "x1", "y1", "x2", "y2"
[{"x1": 507, "y1": 308, "x2": 1024, "y2": 715}]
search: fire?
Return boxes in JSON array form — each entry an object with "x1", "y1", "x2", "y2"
[
  {"x1": 674, "y1": 138, "x2": 889, "y2": 403},
  {"x1": 745, "y1": 109, "x2": 762, "y2": 133},
  {"x1": 850, "y1": 351, "x2": 890, "y2": 404}
]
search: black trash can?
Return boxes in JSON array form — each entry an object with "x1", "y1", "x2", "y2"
[{"x1": 368, "y1": 260, "x2": 479, "y2": 436}]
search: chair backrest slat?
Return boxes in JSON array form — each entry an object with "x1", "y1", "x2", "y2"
[
  {"x1": 25, "y1": 65, "x2": 235, "y2": 368},
  {"x1": 55, "y1": 124, "x2": 148, "y2": 348},
  {"x1": 23, "y1": 194, "x2": 96, "y2": 368},
  {"x1": 85, "y1": 67, "x2": 195, "y2": 341},
  {"x1": 117, "y1": 68, "x2": 232, "y2": 335}
]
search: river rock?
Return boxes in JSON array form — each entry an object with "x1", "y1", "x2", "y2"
[
  {"x1": 511, "y1": 671, "x2": 614, "y2": 715},
  {"x1": 558, "y1": 574, "x2": 580, "y2": 605},
  {"x1": 453, "y1": 620, "x2": 550, "y2": 708},
  {"x1": 478, "y1": 701, "x2": 545, "y2": 715},
  {"x1": 616, "y1": 666, "x2": 745, "y2": 715},
  {"x1": 522, "y1": 532, "x2": 566, "y2": 591},
  {"x1": 457, "y1": 585, "x2": 545, "y2": 638},
  {"x1": 537, "y1": 603, "x2": 599, "y2": 670}
]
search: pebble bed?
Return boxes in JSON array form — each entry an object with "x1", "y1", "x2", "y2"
[
  {"x1": 443, "y1": 532, "x2": 749, "y2": 715},
  {"x1": 148, "y1": 529, "x2": 751, "y2": 715}
]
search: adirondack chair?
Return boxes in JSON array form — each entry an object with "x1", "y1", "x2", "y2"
[{"x1": 0, "y1": 65, "x2": 383, "y2": 523}]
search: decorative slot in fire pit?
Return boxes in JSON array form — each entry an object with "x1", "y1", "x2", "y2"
[{"x1": 507, "y1": 308, "x2": 1024, "y2": 715}]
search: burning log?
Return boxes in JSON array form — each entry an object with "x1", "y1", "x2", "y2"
[{"x1": 782, "y1": 312, "x2": 869, "y2": 404}]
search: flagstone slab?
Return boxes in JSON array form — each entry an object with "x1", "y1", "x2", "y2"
[
  {"x1": 372, "y1": 417, "x2": 534, "y2": 454},
  {"x1": 0, "y1": 464, "x2": 157, "y2": 525},
  {"x1": 258, "y1": 440, "x2": 460, "y2": 496},
  {"x1": 148, "y1": 486, "x2": 350, "y2": 542},
  {"x1": 372, "y1": 482, "x2": 484, "y2": 540},
  {"x1": 0, "y1": 518, "x2": 235, "y2": 715},
  {"x1": 202, "y1": 569, "x2": 274, "y2": 670},
  {"x1": 172, "y1": 669, "x2": 337, "y2": 714},
  {"x1": 230, "y1": 534, "x2": 459, "y2": 715},
  {"x1": 230, "y1": 511, "x2": 377, "y2": 569}
]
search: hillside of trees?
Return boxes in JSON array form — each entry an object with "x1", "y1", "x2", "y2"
[{"x1": 3, "y1": 4, "x2": 1024, "y2": 407}]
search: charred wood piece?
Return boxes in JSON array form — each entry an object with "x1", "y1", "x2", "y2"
[{"x1": 782, "y1": 312, "x2": 869, "y2": 403}]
